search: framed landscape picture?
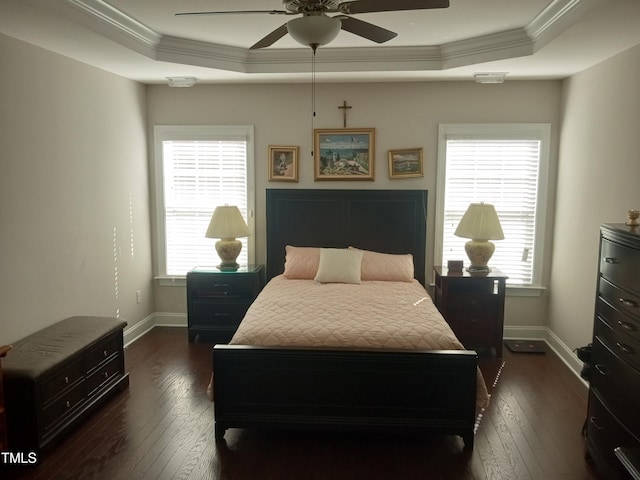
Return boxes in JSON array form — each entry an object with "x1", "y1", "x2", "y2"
[
  {"x1": 268, "y1": 145, "x2": 299, "y2": 182},
  {"x1": 314, "y1": 128, "x2": 375, "y2": 180},
  {"x1": 388, "y1": 147, "x2": 423, "y2": 179}
]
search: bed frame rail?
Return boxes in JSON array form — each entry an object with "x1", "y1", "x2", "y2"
[{"x1": 213, "y1": 345, "x2": 478, "y2": 449}]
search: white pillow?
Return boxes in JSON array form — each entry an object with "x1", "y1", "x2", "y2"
[{"x1": 314, "y1": 248, "x2": 363, "y2": 284}]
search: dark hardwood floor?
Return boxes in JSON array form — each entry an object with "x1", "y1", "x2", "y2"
[{"x1": 3, "y1": 327, "x2": 601, "y2": 480}]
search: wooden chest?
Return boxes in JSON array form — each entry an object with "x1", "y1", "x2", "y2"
[{"x1": 2, "y1": 316, "x2": 129, "y2": 451}]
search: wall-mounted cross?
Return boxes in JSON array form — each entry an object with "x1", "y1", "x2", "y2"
[{"x1": 338, "y1": 100, "x2": 352, "y2": 128}]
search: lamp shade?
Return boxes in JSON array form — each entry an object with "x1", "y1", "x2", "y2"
[
  {"x1": 205, "y1": 206, "x2": 250, "y2": 239},
  {"x1": 454, "y1": 203, "x2": 504, "y2": 241}
]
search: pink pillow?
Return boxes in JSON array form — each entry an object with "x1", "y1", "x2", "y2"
[
  {"x1": 348, "y1": 247, "x2": 414, "y2": 282},
  {"x1": 283, "y1": 245, "x2": 320, "y2": 279}
]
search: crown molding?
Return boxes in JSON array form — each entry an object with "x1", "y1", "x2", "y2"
[{"x1": 64, "y1": 0, "x2": 597, "y2": 76}]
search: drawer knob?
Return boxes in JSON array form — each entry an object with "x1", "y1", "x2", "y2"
[
  {"x1": 619, "y1": 298, "x2": 639, "y2": 308},
  {"x1": 65, "y1": 400, "x2": 71, "y2": 408},
  {"x1": 589, "y1": 416, "x2": 605, "y2": 430},
  {"x1": 618, "y1": 320, "x2": 637, "y2": 332},
  {"x1": 616, "y1": 342, "x2": 635, "y2": 355},
  {"x1": 604, "y1": 257, "x2": 619, "y2": 264},
  {"x1": 595, "y1": 364, "x2": 610, "y2": 376},
  {"x1": 64, "y1": 376, "x2": 69, "y2": 384},
  {"x1": 103, "y1": 350, "x2": 108, "y2": 357},
  {"x1": 104, "y1": 371, "x2": 109, "y2": 378}
]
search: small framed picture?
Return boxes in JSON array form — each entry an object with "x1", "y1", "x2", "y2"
[
  {"x1": 268, "y1": 145, "x2": 299, "y2": 182},
  {"x1": 388, "y1": 148, "x2": 424, "y2": 179},
  {"x1": 314, "y1": 128, "x2": 375, "y2": 181}
]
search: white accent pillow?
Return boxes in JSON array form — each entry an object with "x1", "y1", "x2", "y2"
[{"x1": 314, "y1": 248, "x2": 363, "y2": 284}]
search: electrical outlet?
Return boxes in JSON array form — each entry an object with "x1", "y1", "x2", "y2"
[{"x1": 136, "y1": 290, "x2": 142, "y2": 304}]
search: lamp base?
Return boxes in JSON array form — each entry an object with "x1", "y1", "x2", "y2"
[
  {"x1": 215, "y1": 238, "x2": 242, "y2": 272},
  {"x1": 464, "y1": 239, "x2": 495, "y2": 272},
  {"x1": 217, "y1": 262, "x2": 240, "y2": 272}
]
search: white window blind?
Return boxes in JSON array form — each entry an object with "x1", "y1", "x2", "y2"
[
  {"x1": 154, "y1": 126, "x2": 254, "y2": 277},
  {"x1": 437, "y1": 125, "x2": 550, "y2": 287}
]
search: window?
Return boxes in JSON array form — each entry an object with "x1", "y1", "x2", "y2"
[
  {"x1": 435, "y1": 124, "x2": 550, "y2": 288},
  {"x1": 153, "y1": 125, "x2": 255, "y2": 277}
]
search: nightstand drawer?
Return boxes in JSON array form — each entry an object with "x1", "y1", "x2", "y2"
[
  {"x1": 190, "y1": 301, "x2": 250, "y2": 328},
  {"x1": 601, "y1": 238, "x2": 640, "y2": 294},
  {"x1": 446, "y1": 294, "x2": 498, "y2": 315},
  {"x1": 188, "y1": 275, "x2": 258, "y2": 298}
]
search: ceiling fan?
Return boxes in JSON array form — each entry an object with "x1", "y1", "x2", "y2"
[{"x1": 176, "y1": 0, "x2": 450, "y2": 50}]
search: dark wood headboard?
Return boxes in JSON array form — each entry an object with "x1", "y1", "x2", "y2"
[{"x1": 265, "y1": 189, "x2": 428, "y2": 286}]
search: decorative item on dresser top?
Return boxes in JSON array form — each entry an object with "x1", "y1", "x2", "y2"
[
  {"x1": 587, "y1": 224, "x2": 640, "y2": 480},
  {"x1": 186, "y1": 265, "x2": 265, "y2": 343},
  {"x1": 0, "y1": 345, "x2": 11, "y2": 451},
  {"x1": 433, "y1": 266, "x2": 508, "y2": 357},
  {"x1": 2, "y1": 316, "x2": 128, "y2": 451}
]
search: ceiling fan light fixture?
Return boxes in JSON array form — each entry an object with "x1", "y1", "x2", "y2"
[{"x1": 287, "y1": 15, "x2": 341, "y2": 48}]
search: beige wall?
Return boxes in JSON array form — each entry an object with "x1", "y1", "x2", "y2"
[
  {"x1": 549, "y1": 43, "x2": 640, "y2": 351},
  {"x1": 147, "y1": 81, "x2": 562, "y2": 328},
  {"x1": 0, "y1": 33, "x2": 153, "y2": 343}
]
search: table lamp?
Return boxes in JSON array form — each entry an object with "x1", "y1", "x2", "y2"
[
  {"x1": 454, "y1": 202, "x2": 504, "y2": 272},
  {"x1": 205, "y1": 205, "x2": 250, "y2": 271}
]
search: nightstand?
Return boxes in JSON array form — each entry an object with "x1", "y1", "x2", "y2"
[
  {"x1": 433, "y1": 266, "x2": 507, "y2": 357},
  {"x1": 186, "y1": 265, "x2": 265, "y2": 343}
]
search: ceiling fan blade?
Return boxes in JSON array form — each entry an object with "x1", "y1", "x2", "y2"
[
  {"x1": 250, "y1": 24, "x2": 289, "y2": 49},
  {"x1": 340, "y1": 0, "x2": 449, "y2": 15},
  {"x1": 337, "y1": 16, "x2": 397, "y2": 44},
  {"x1": 175, "y1": 10, "x2": 288, "y2": 17}
]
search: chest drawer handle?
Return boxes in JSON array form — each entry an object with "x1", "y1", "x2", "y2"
[
  {"x1": 65, "y1": 400, "x2": 71, "y2": 408},
  {"x1": 213, "y1": 283, "x2": 230, "y2": 288},
  {"x1": 595, "y1": 364, "x2": 610, "y2": 376},
  {"x1": 214, "y1": 312, "x2": 231, "y2": 317},
  {"x1": 604, "y1": 257, "x2": 619, "y2": 264},
  {"x1": 617, "y1": 320, "x2": 637, "y2": 332},
  {"x1": 616, "y1": 342, "x2": 635, "y2": 355},
  {"x1": 619, "y1": 298, "x2": 639, "y2": 308},
  {"x1": 64, "y1": 376, "x2": 69, "y2": 384}
]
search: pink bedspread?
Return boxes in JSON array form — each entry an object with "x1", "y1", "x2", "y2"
[{"x1": 230, "y1": 275, "x2": 490, "y2": 409}]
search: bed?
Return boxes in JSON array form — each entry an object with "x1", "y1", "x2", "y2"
[{"x1": 212, "y1": 189, "x2": 488, "y2": 450}]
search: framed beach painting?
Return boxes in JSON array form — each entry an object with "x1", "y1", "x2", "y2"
[
  {"x1": 314, "y1": 128, "x2": 375, "y2": 180},
  {"x1": 388, "y1": 148, "x2": 423, "y2": 179},
  {"x1": 268, "y1": 145, "x2": 299, "y2": 182}
]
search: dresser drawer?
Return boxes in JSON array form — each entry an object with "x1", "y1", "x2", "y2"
[
  {"x1": 42, "y1": 380, "x2": 87, "y2": 432},
  {"x1": 446, "y1": 294, "x2": 498, "y2": 315},
  {"x1": 598, "y1": 297, "x2": 640, "y2": 345},
  {"x1": 600, "y1": 278, "x2": 640, "y2": 323},
  {"x1": 601, "y1": 238, "x2": 640, "y2": 295},
  {"x1": 587, "y1": 391, "x2": 639, "y2": 480},
  {"x1": 86, "y1": 333, "x2": 121, "y2": 372},
  {"x1": 188, "y1": 274, "x2": 258, "y2": 299},
  {"x1": 41, "y1": 359, "x2": 85, "y2": 402},
  {"x1": 591, "y1": 338, "x2": 640, "y2": 434},
  {"x1": 596, "y1": 303, "x2": 640, "y2": 372},
  {"x1": 86, "y1": 355, "x2": 122, "y2": 396}
]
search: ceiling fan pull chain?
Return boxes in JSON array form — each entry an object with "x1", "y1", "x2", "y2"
[{"x1": 311, "y1": 46, "x2": 317, "y2": 157}]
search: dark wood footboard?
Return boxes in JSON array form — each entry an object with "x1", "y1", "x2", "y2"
[{"x1": 213, "y1": 345, "x2": 478, "y2": 450}]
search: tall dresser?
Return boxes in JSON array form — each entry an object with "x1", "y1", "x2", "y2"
[{"x1": 587, "y1": 224, "x2": 640, "y2": 480}]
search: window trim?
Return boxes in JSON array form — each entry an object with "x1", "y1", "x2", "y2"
[
  {"x1": 435, "y1": 123, "x2": 551, "y2": 290},
  {"x1": 153, "y1": 125, "x2": 255, "y2": 280}
]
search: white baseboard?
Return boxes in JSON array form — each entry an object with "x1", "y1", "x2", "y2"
[
  {"x1": 123, "y1": 313, "x2": 187, "y2": 347},
  {"x1": 504, "y1": 325, "x2": 588, "y2": 390}
]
